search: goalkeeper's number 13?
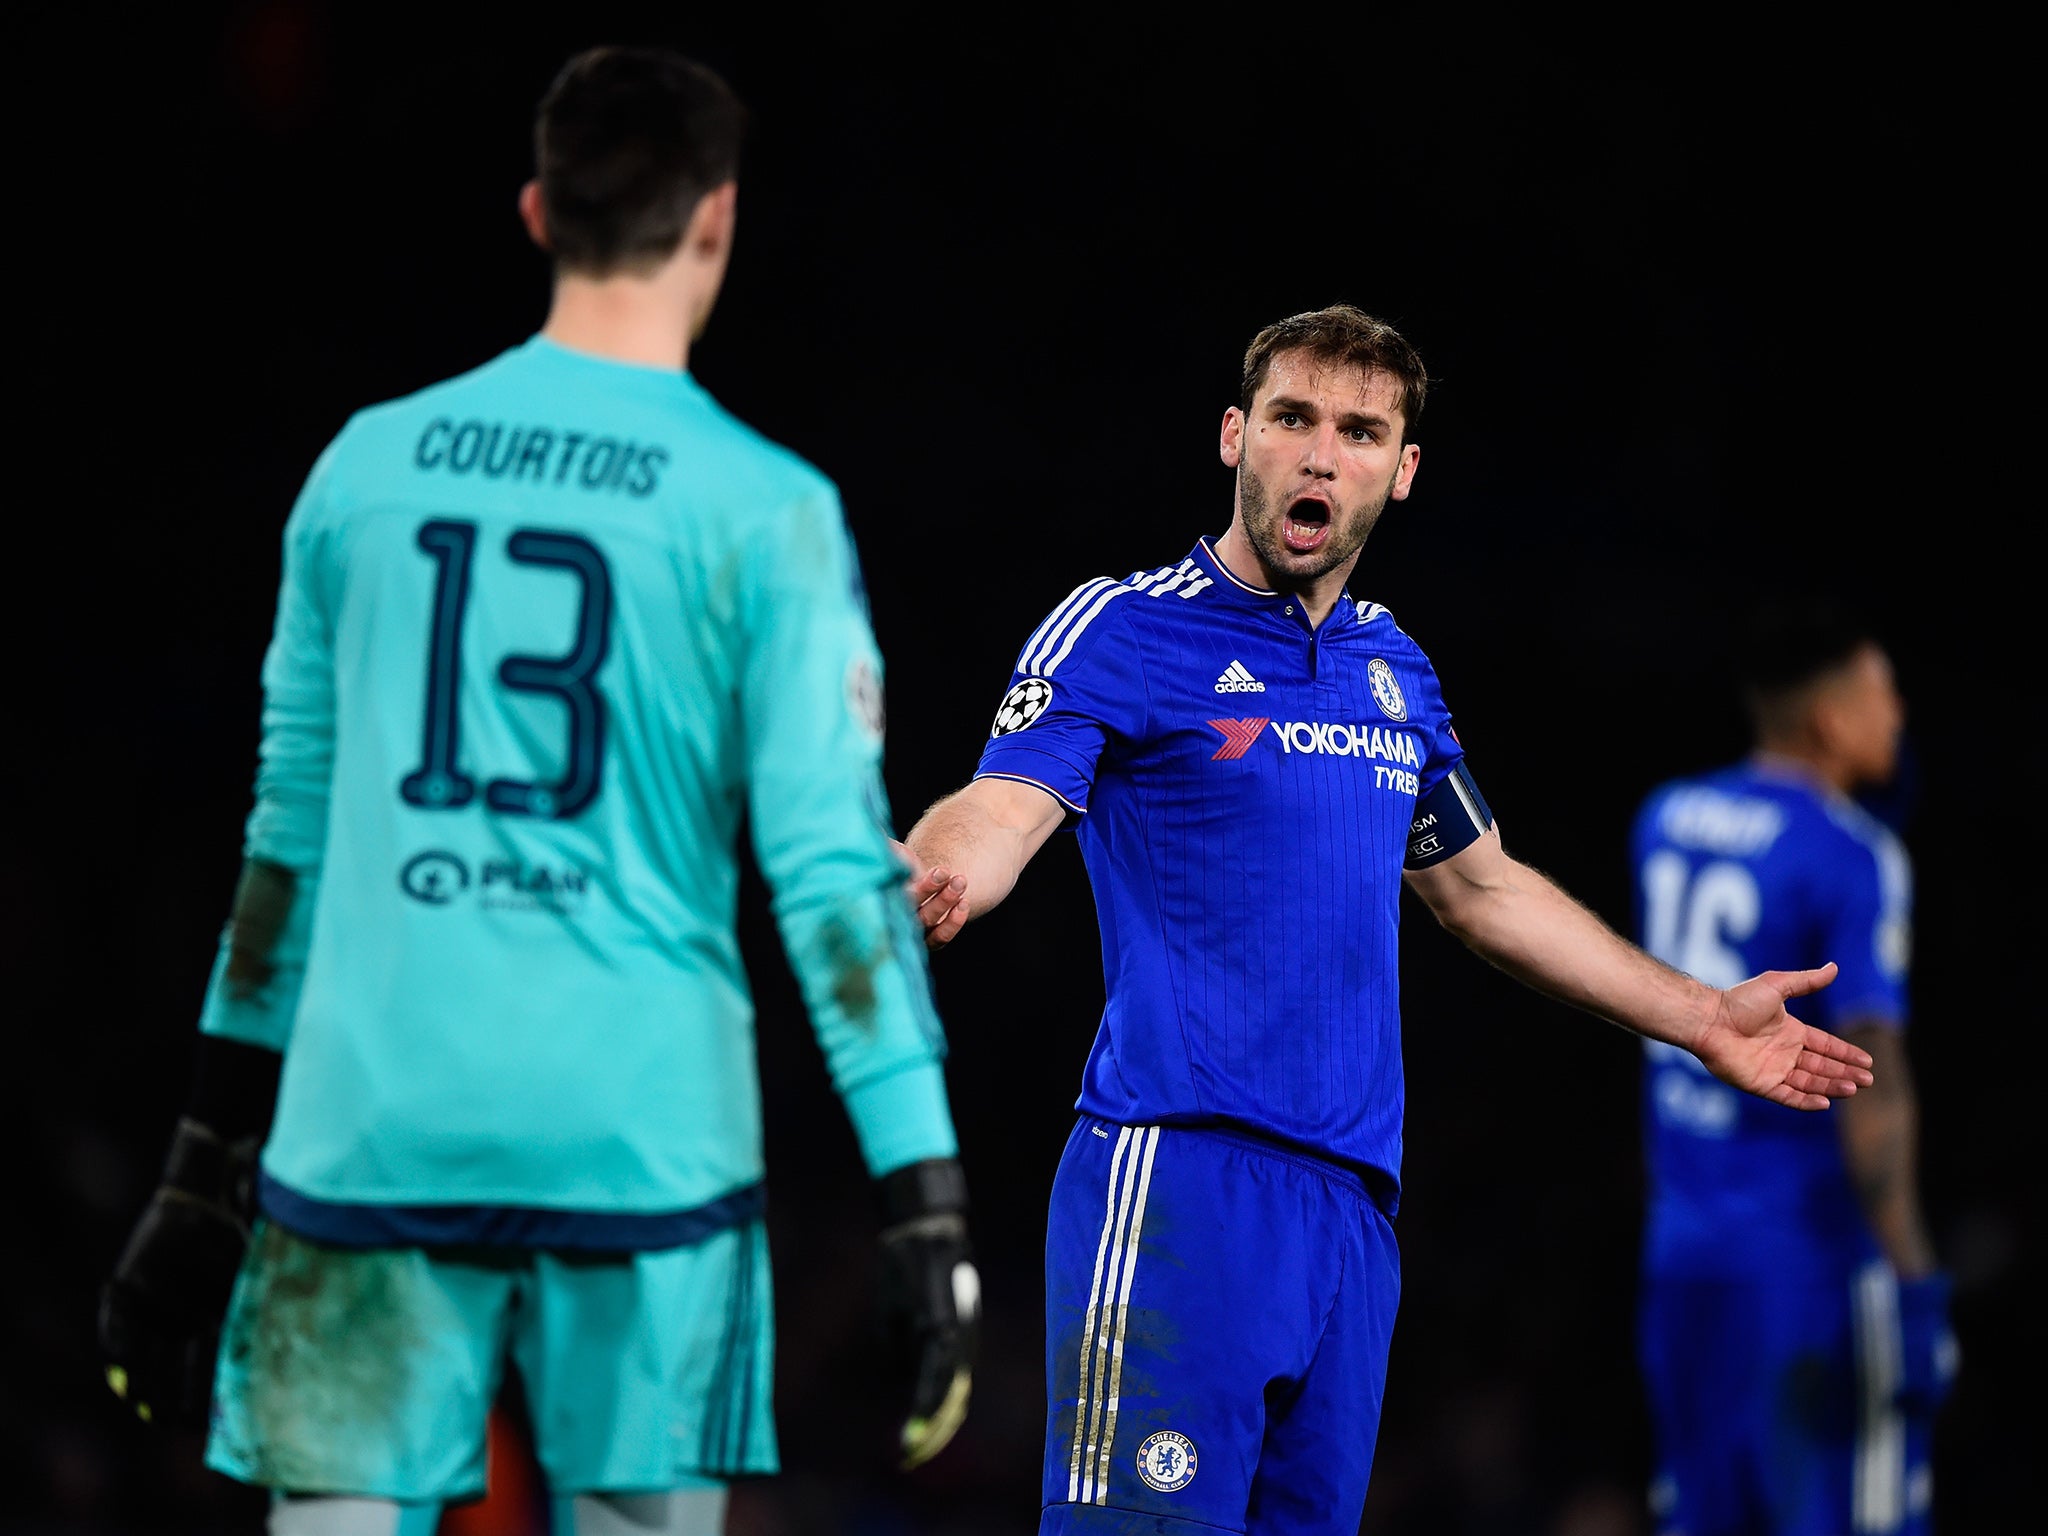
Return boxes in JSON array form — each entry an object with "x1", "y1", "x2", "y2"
[{"x1": 398, "y1": 517, "x2": 614, "y2": 821}]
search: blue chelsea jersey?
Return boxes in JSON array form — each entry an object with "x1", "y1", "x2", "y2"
[
  {"x1": 1632, "y1": 760, "x2": 1912, "y2": 1276},
  {"x1": 976, "y1": 539, "x2": 1494, "y2": 1199}
]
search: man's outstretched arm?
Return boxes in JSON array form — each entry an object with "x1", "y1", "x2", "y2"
[
  {"x1": 1837, "y1": 1025, "x2": 1937, "y2": 1275},
  {"x1": 1835, "y1": 1022, "x2": 1958, "y2": 1411},
  {"x1": 897, "y1": 777, "x2": 1067, "y2": 950},
  {"x1": 1404, "y1": 825, "x2": 1873, "y2": 1108}
]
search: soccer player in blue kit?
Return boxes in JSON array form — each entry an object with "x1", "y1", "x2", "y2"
[
  {"x1": 1632, "y1": 606, "x2": 1955, "y2": 1535},
  {"x1": 97, "y1": 47, "x2": 978, "y2": 1536},
  {"x1": 900, "y1": 306, "x2": 1877, "y2": 1535}
]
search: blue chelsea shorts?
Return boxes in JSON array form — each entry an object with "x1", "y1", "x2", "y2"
[{"x1": 1039, "y1": 1117, "x2": 1401, "y2": 1535}]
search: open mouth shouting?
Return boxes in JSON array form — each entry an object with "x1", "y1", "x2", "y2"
[{"x1": 1282, "y1": 494, "x2": 1333, "y2": 554}]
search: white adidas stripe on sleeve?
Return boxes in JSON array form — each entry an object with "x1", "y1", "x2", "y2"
[
  {"x1": 1040, "y1": 581, "x2": 1135, "y2": 676},
  {"x1": 1020, "y1": 578, "x2": 1115, "y2": 674}
]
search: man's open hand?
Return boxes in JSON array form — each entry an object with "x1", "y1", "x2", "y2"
[
  {"x1": 891, "y1": 839, "x2": 969, "y2": 951},
  {"x1": 1693, "y1": 963, "x2": 1875, "y2": 1109}
]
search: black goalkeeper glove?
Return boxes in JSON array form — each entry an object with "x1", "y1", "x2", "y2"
[
  {"x1": 876, "y1": 1157, "x2": 981, "y2": 1469},
  {"x1": 99, "y1": 1117, "x2": 259, "y2": 1427}
]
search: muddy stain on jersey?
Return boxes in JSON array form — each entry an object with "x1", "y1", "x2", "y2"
[
  {"x1": 817, "y1": 914, "x2": 881, "y2": 1030},
  {"x1": 215, "y1": 1223, "x2": 440, "y2": 1487}
]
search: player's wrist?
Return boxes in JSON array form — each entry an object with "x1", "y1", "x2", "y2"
[
  {"x1": 1896, "y1": 1267, "x2": 1950, "y2": 1301},
  {"x1": 1655, "y1": 978, "x2": 1722, "y2": 1060},
  {"x1": 1889, "y1": 1252, "x2": 1940, "y2": 1283},
  {"x1": 877, "y1": 1157, "x2": 969, "y2": 1233},
  {"x1": 160, "y1": 1119, "x2": 253, "y2": 1208},
  {"x1": 186, "y1": 1033, "x2": 283, "y2": 1146}
]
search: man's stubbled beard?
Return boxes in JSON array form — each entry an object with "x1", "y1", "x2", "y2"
[{"x1": 1235, "y1": 453, "x2": 1393, "y2": 586}]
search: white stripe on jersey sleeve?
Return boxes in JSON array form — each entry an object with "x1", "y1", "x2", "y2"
[
  {"x1": 1022, "y1": 557, "x2": 1215, "y2": 678},
  {"x1": 1020, "y1": 578, "x2": 1116, "y2": 674},
  {"x1": 1144, "y1": 558, "x2": 1197, "y2": 598},
  {"x1": 1041, "y1": 581, "x2": 1136, "y2": 675},
  {"x1": 1126, "y1": 564, "x2": 1178, "y2": 592},
  {"x1": 1824, "y1": 800, "x2": 1915, "y2": 983}
]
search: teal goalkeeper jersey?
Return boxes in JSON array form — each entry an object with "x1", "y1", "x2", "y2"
[{"x1": 196, "y1": 335, "x2": 956, "y2": 1248}]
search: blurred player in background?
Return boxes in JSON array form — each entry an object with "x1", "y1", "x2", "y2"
[
  {"x1": 898, "y1": 305, "x2": 1876, "y2": 1536},
  {"x1": 1632, "y1": 605, "x2": 1955, "y2": 1535},
  {"x1": 98, "y1": 45, "x2": 978, "y2": 1536}
]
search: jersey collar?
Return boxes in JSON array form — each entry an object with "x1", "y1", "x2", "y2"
[{"x1": 1191, "y1": 537, "x2": 1358, "y2": 632}]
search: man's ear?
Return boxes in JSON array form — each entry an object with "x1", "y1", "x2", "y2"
[
  {"x1": 687, "y1": 181, "x2": 738, "y2": 260},
  {"x1": 518, "y1": 180, "x2": 551, "y2": 251},
  {"x1": 1809, "y1": 688, "x2": 1852, "y2": 756},
  {"x1": 1389, "y1": 442, "x2": 1422, "y2": 502},
  {"x1": 1219, "y1": 406, "x2": 1245, "y2": 468}
]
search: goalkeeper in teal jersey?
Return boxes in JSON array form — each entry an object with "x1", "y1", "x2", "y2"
[{"x1": 99, "y1": 46, "x2": 979, "y2": 1536}]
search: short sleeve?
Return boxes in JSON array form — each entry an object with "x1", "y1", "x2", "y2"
[
  {"x1": 1815, "y1": 818, "x2": 1912, "y2": 1031},
  {"x1": 1405, "y1": 649, "x2": 1467, "y2": 799},
  {"x1": 1393, "y1": 635, "x2": 1492, "y2": 868},
  {"x1": 974, "y1": 578, "x2": 1149, "y2": 815}
]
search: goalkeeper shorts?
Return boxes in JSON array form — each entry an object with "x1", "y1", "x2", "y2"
[
  {"x1": 205, "y1": 1217, "x2": 776, "y2": 1501},
  {"x1": 1038, "y1": 1116, "x2": 1400, "y2": 1535}
]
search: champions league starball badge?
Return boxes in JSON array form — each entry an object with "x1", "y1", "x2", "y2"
[
  {"x1": 1367, "y1": 657, "x2": 1407, "y2": 722},
  {"x1": 845, "y1": 657, "x2": 886, "y2": 743},
  {"x1": 991, "y1": 677, "x2": 1054, "y2": 736},
  {"x1": 1135, "y1": 1429, "x2": 1198, "y2": 1493}
]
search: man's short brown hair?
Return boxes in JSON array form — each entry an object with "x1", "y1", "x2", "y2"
[
  {"x1": 534, "y1": 46, "x2": 748, "y2": 277},
  {"x1": 1240, "y1": 306, "x2": 1428, "y2": 439},
  {"x1": 1735, "y1": 598, "x2": 1881, "y2": 740}
]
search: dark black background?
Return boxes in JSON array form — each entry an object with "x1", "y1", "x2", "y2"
[{"x1": 6, "y1": 5, "x2": 2036, "y2": 1533}]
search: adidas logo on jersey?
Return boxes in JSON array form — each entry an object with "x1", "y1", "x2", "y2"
[{"x1": 1214, "y1": 660, "x2": 1266, "y2": 693}]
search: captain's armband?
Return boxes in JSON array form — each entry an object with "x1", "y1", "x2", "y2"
[{"x1": 1405, "y1": 762, "x2": 1494, "y2": 869}]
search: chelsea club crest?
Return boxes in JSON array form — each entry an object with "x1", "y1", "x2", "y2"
[
  {"x1": 1136, "y1": 1429, "x2": 1198, "y2": 1493},
  {"x1": 1367, "y1": 657, "x2": 1407, "y2": 722}
]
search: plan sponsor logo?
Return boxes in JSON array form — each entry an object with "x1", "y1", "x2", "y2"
[
  {"x1": 478, "y1": 858, "x2": 590, "y2": 912},
  {"x1": 399, "y1": 850, "x2": 590, "y2": 912},
  {"x1": 400, "y1": 850, "x2": 470, "y2": 905}
]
